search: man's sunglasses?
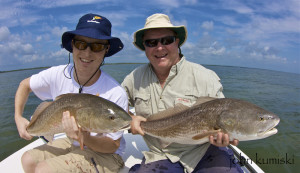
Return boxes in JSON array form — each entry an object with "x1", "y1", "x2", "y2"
[
  {"x1": 73, "y1": 39, "x2": 108, "y2": 52},
  {"x1": 143, "y1": 36, "x2": 176, "y2": 48}
]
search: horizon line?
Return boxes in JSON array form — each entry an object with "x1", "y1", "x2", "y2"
[{"x1": 0, "y1": 63, "x2": 298, "y2": 75}]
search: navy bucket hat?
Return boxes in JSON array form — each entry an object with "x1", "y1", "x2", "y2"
[{"x1": 62, "y1": 13, "x2": 123, "y2": 57}]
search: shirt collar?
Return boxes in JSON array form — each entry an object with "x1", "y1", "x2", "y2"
[{"x1": 169, "y1": 56, "x2": 185, "y2": 77}]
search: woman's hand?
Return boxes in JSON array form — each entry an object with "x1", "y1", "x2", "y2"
[
  {"x1": 15, "y1": 116, "x2": 32, "y2": 140},
  {"x1": 62, "y1": 111, "x2": 81, "y2": 141}
]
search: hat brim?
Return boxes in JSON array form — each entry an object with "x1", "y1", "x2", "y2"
[
  {"x1": 62, "y1": 28, "x2": 123, "y2": 57},
  {"x1": 133, "y1": 26, "x2": 187, "y2": 51}
]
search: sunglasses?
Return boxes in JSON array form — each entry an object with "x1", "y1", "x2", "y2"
[
  {"x1": 73, "y1": 39, "x2": 108, "y2": 52},
  {"x1": 143, "y1": 36, "x2": 176, "y2": 48}
]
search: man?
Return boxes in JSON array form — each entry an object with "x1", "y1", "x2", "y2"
[
  {"x1": 15, "y1": 13, "x2": 127, "y2": 173},
  {"x1": 122, "y1": 13, "x2": 242, "y2": 173}
]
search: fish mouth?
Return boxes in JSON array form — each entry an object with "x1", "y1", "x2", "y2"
[
  {"x1": 263, "y1": 127, "x2": 278, "y2": 135},
  {"x1": 259, "y1": 119, "x2": 280, "y2": 136},
  {"x1": 117, "y1": 124, "x2": 131, "y2": 131},
  {"x1": 257, "y1": 127, "x2": 278, "y2": 138}
]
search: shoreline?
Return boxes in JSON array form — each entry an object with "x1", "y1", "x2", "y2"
[{"x1": 1, "y1": 63, "x2": 298, "y2": 75}]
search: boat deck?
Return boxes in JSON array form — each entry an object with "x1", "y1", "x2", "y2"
[{"x1": 0, "y1": 131, "x2": 264, "y2": 173}]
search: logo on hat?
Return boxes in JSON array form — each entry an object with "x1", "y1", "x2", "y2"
[{"x1": 87, "y1": 16, "x2": 102, "y2": 24}]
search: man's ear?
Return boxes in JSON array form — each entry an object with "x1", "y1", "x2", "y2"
[
  {"x1": 106, "y1": 45, "x2": 110, "y2": 53},
  {"x1": 176, "y1": 38, "x2": 180, "y2": 45}
]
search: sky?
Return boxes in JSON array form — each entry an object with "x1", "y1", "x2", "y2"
[{"x1": 0, "y1": 0, "x2": 299, "y2": 74}]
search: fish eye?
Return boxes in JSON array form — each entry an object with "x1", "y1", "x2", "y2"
[
  {"x1": 259, "y1": 116, "x2": 264, "y2": 121},
  {"x1": 109, "y1": 115, "x2": 115, "y2": 120}
]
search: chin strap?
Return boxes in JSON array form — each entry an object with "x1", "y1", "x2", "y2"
[{"x1": 178, "y1": 46, "x2": 183, "y2": 58}]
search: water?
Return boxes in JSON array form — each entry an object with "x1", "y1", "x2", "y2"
[{"x1": 0, "y1": 64, "x2": 299, "y2": 172}]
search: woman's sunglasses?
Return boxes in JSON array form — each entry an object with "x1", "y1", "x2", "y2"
[
  {"x1": 73, "y1": 39, "x2": 108, "y2": 52},
  {"x1": 143, "y1": 36, "x2": 176, "y2": 48}
]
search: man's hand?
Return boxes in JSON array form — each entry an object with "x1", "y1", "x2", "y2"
[
  {"x1": 130, "y1": 115, "x2": 147, "y2": 135},
  {"x1": 209, "y1": 132, "x2": 239, "y2": 147}
]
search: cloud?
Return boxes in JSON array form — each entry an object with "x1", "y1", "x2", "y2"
[
  {"x1": 0, "y1": 26, "x2": 10, "y2": 41},
  {"x1": 201, "y1": 21, "x2": 214, "y2": 30},
  {"x1": 22, "y1": 54, "x2": 40, "y2": 63},
  {"x1": 0, "y1": 0, "x2": 298, "y2": 73},
  {"x1": 184, "y1": 0, "x2": 197, "y2": 5},
  {"x1": 51, "y1": 26, "x2": 68, "y2": 37},
  {"x1": 244, "y1": 42, "x2": 287, "y2": 63},
  {"x1": 185, "y1": 30, "x2": 289, "y2": 69},
  {"x1": 254, "y1": 0, "x2": 300, "y2": 18},
  {"x1": 198, "y1": 41, "x2": 226, "y2": 55},
  {"x1": 219, "y1": 0, "x2": 253, "y2": 14},
  {"x1": 0, "y1": 26, "x2": 43, "y2": 68},
  {"x1": 0, "y1": 0, "x2": 42, "y2": 27},
  {"x1": 49, "y1": 49, "x2": 69, "y2": 63},
  {"x1": 6, "y1": 41, "x2": 34, "y2": 57},
  {"x1": 36, "y1": 35, "x2": 42, "y2": 41},
  {"x1": 25, "y1": 0, "x2": 107, "y2": 8},
  {"x1": 153, "y1": 0, "x2": 180, "y2": 8},
  {"x1": 251, "y1": 16, "x2": 300, "y2": 34},
  {"x1": 104, "y1": 12, "x2": 133, "y2": 27},
  {"x1": 210, "y1": 0, "x2": 300, "y2": 52},
  {"x1": 224, "y1": 15, "x2": 300, "y2": 50},
  {"x1": 0, "y1": 27, "x2": 33, "y2": 55},
  {"x1": 109, "y1": 31, "x2": 146, "y2": 62}
]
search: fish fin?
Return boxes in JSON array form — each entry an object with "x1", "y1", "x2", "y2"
[
  {"x1": 28, "y1": 102, "x2": 52, "y2": 126},
  {"x1": 147, "y1": 97, "x2": 218, "y2": 121},
  {"x1": 193, "y1": 97, "x2": 218, "y2": 106},
  {"x1": 78, "y1": 128, "x2": 84, "y2": 150},
  {"x1": 54, "y1": 93, "x2": 77, "y2": 101},
  {"x1": 192, "y1": 129, "x2": 221, "y2": 140},
  {"x1": 54, "y1": 94, "x2": 65, "y2": 101},
  {"x1": 147, "y1": 103, "x2": 189, "y2": 121},
  {"x1": 44, "y1": 134, "x2": 54, "y2": 143},
  {"x1": 159, "y1": 140, "x2": 172, "y2": 148}
]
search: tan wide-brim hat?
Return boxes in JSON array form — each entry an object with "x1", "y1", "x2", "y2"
[{"x1": 133, "y1": 13, "x2": 187, "y2": 51}]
